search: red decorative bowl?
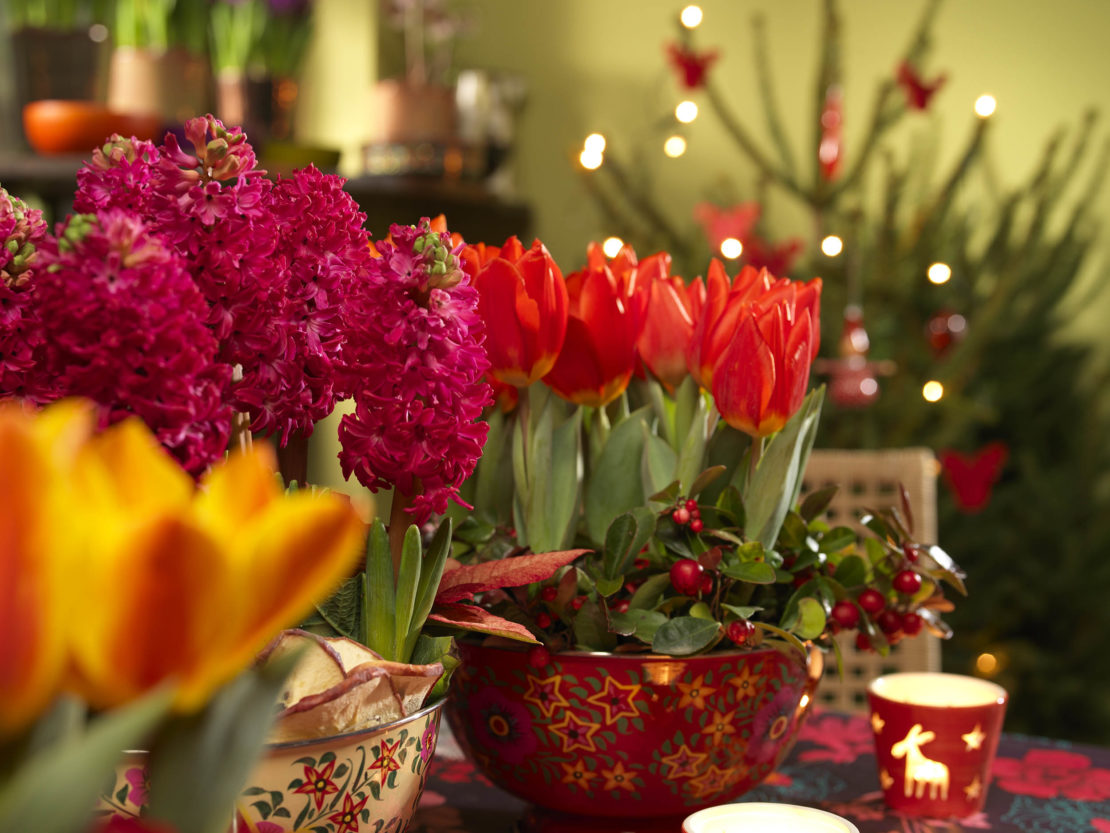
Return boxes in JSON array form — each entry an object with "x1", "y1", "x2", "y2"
[
  {"x1": 446, "y1": 641, "x2": 822, "y2": 826},
  {"x1": 22, "y1": 100, "x2": 162, "y2": 155}
]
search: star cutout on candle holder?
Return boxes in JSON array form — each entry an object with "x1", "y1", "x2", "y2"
[
  {"x1": 871, "y1": 713, "x2": 885, "y2": 734},
  {"x1": 964, "y1": 775, "x2": 982, "y2": 799},
  {"x1": 963, "y1": 723, "x2": 986, "y2": 750}
]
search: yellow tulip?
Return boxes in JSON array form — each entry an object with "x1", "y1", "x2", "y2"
[{"x1": 0, "y1": 400, "x2": 366, "y2": 725}]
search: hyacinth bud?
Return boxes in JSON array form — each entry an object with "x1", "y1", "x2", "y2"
[
  {"x1": 92, "y1": 134, "x2": 146, "y2": 169},
  {"x1": 1, "y1": 187, "x2": 47, "y2": 288},
  {"x1": 414, "y1": 226, "x2": 463, "y2": 292}
]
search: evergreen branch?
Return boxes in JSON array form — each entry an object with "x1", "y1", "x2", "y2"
[
  {"x1": 909, "y1": 117, "x2": 989, "y2": 254},
  {"x1": 752, "y1": 14, "x2": 798, "y2": 180},
  {"x1": 589, "y1": 150, "x2": 692, "y2": 260},
  {"x1": 825, "y1": 0, "x2": 942, "y2": 205},
  {"x1": 812, "y1": 0, "x2": 842, "y2": 197},
  {"x1": 578, "y1": 167, "x2": 653, "y2": 248},
  {"x1": 702, "y1": 79, "x2": 809, "y2": 205}
]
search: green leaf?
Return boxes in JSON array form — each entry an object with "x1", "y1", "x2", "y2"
[
  {"x1": 602, "y1": 507, "x2": 657, "y2": 580},
  {"x1": 831, "y1": 554, "x2": 868, "y2": 588},
  {"x1": 314, "y1": 575, "x2": 361, "y2": 640},
  {"x1": 471, "y1": 407, "x2": 515, "y2": 525},
  {"x1": 595, "y1": 576, "x2": 624, "y2": 597},
  {"x1": 714, "y1": 485, "x2": 745, "y2": 527},
  {"x1": 688, "y1": 466, "x2": 727, "y2": 500},
  {"x1": 392, "y1": 524, "x2": 423, "y2": 662},
  {"x1": 778, "y1": 511, "x2": 809, "y2": 548},
  {"x1": 652, "y1": 616, "x2": 721, "y2": 656},
  {"x1": 363, "y1": 519, "x2": 395, "y2": 659},
  {"x1": 819, "y1": 526, "x2": 858, "y2": 554},
  {"x1": 573, "y1": 598, "x2": 617, "y2": 651},
  {"x1": 401, "y1": 518, "x2": 453, "y2": 662},
  {"x1": 743, "y1": 386, "x2": 825, "y2": 549},
  {"x1": 628, "y1": 572, "x2": 672, "y2": 610},
  {"x1": 791, "y1": 596, "x2": 827, "y2": 640},
  {"x1": 672, "y1": 385, "x2": 711, "y2": 495},
  {"x1": 608, "y1": 609, "x2": 667, "y2": 642},
  {"x1": 0, "y1": 689, "x2": 172, "y2": 833},
  {"x1": 642, "y1": 427, "x2": 678, "y2": 499},
  {"x1": 720, "y1": 561, "x2": 777, "y2": 584},
  {"x1": 721, "y1": 603, "x2": 762, "y2": 619},
  {"x1": 799, "y1": 484, "x2": 838, "y2": 522},
  {"x1": 584, "y1": 406, "x2": 653, "y2": 544},
  {"x1": 147, "y1": 653, "x2": 300, "y2": 833},
  {"x1": 514, "y1": 388, "x2": 583, "y2": 552}
]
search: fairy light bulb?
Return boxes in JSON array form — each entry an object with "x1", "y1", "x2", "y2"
[
  {"x1": 976, "y1": 652, "x2": 999, "y2": 675},
  {"x1": 680, "y1": 5, "x2": 703, "y2": 28},
  {"x1": 583, "y1": 133, "x2": 607, "y2": 154},
  {"x1": 928, "y1": 262, "x2": 952, "y2": 284},
  {"x1": 821, "y1": 235, "x2": 843, "y2": 257},
  {"x1": 675, "y1": 100, "x2": 698, "y2": 123},
  {"x1": 602, "y1": 236, "x2": 625, "y2": 258},
  {"x1": 720, "y1": 237, "x2": 743, "y2": 259},
  {"x1": 922, "y1": 380, "x2": 944, "y2": 402},
  {"x1": 974, "y1": 94, "x2": 996, "y2": 119},
  {"x1": 664, "y1": 135, "x2": 687, "y2": 158},
  {"x1": 579, "y1": 148, "x2": 603, "y2": 170}
]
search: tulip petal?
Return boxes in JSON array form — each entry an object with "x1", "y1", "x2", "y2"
[
  {"x1": 477, "y1": 258, "x2": 534, "y2": 386},
  {"x1": 222, "y1": 493, "x2": 364, "y2": 678},
  {"x1": 195, "y1": 444, "x2": 283, "y2": 538},
  {"x1": 713, "y1": 311, "x2": 777, "y2": 437},
  {"x1": 71, "y1": 514, "x2": 232, "y2": 711},
  {"x1": 0, "y1": 413, "x2": 67, "y2": 735}
]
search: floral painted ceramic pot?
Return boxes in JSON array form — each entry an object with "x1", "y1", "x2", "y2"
[
  {"x1": 99, "y1": 698, "x2": 443, "y2": 833},
  {"x1": 446, "y1": 642, "x2": 822, "y2": 824}
]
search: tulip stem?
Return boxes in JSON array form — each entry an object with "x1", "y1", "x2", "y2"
[
  {"x1": 388, "y1": 489, "x2": 417, "y2": 579},
  {"x1": 748, "y1": 436, "x2": 764, "y2": 489}
]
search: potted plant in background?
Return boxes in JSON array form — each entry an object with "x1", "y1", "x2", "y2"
[{"x1": 440, "y1": 240, "x2": 966, "y2": 829}]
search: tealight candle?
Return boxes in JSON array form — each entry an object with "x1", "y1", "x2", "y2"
[
  {"x1": 868, "y1": 672, "x2": 1007, "y2": 818},
  {"x1": 682, "y1": 802, "x2": 859, "y2": 833}
]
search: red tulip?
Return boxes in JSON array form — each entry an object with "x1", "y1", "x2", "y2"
[
  {"x1": 544, "y1": 244, "x2": 641, "y2": 407},
  {"x1": 465, "y1": 237, "x2": 568, "y2": 387},
  {"x1": 636, "y1": 262, "x2": 706, "y2": 392},
  {"x1": 710, "y1": 277, "x2": 822, "y2": 438}
]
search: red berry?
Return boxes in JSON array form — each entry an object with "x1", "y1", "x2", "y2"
[
  {"x1": 571, "y1": 595, "x2": 586, "y2": 611},
  {"x1": 855, "y1": 632, "x2": 872, "y2": 651},
  {"x1": 540, "y1": 585, "x2": 558, "y2": 602},
  {"x1": 673, "y1": 507, "x2": 691, "y2": 525},
  {"x1": 902, "y1": 611, "x2": 924, "y2": 636},
  {"x1": 528, "y1": 645, "x2": 550, "y2": 668},
  {"x1": 831, "y1": 600, "x2": 860, "y2": 628},
  {"x1": 877, "y1": 609, "x2": 902, "y2": 634},
  {"x1": 903, "y1": 542, "x2": 919, "y2": 562},
  {"x1": 624, "y1": 580, "x2": 641, "y2": 595},
  {"x1": 669, "y1": 558, "x2": 704, "y2": 595},
  {"x1": 699, "y1": 571, "x2": 714, "y2": 596},
  {"x1": 634, "y1": 557, "x2": 651, "y2": 570},
  {"x1": 727, "y1": 619, "x2": 756, "y2": 646},
  {"x1": 858, "y1": 588, "x2": 885, "y2": 614},
  {"x1": 685, "y1": 499, "x2": 698, "y2": 512},
  {"x1": 689, "y1": 518, "x2": 704, "y2": 533},
  {"x1": 893, "y1": 569, "x2": 922, "y2": 595},
  {"x1": 536, "y1": 611, "x2": 553, "y2": 629},
  {"x1": 614, "y1": 599, "x2": 631, "y2": 614}
]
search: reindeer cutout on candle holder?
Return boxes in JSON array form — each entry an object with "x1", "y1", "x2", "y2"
[{"x1": 891, "y1": 723, "x2": 949, "y2": 800}]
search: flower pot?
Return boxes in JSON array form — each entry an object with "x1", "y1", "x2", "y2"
[
  {"x1": 99, "y1": 697, "x2": 444, "y2": 833},
  {"x1": 446, "y1": 642, "x2": 822, "y2": 829},
  {"x1": 107, "y1": 47, "x2": 209, "y2": 125}
]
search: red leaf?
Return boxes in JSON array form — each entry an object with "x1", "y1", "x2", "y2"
[
  {"x1": 435, "y1": 549, "x2": 588, "y2": 603},
  {"x1": 427, "y1": 602, "x2": 540, "y2": 643}
]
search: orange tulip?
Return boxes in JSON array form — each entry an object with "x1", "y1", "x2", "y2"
[
  {"x1": 544, "y1": 244, "x2": 642, "y2": 408},
  {"x1": 465, "y1": 237, "x2": 568, "y2": 387},
  {"x1": 706, "y1": 273, "x2": 822, "y2": 438},
  {"x1": 0, "y1": 399, "x2": 365, "y2": 729}
]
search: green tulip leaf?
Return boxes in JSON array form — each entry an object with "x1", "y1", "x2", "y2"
[
  {"x1": 652, "y1": 616, "x2": 721, "y2": 655},
  {"x1": 642, "y1": 424, "x2": 678, "y2": 503},
  {"x1": 585, "y1": 406, "x2": 653, "y2": 543}
]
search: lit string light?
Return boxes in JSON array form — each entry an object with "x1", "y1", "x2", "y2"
[
  {"x1": 602, "y1": 237, "x2": 625, "y2": 258},
  {"x1": 664, "y1": 135, "x2": 687, "y2": 158},
  {"x1": 821, "y1": 235, "x2": 843, "y2": 257},
  {"x1": 928, "y1": 262, "x2": 952, "y2": 284},
  {"x1": 680, "y1": 5, "x2": 703, "y2": 28},
  {"x1": 922, "y1": 380, "x2": 944, "y2": 402},
  {"x1": 974, "y1": 94, "x2": 996, "y2": 119},
  {"x1": 719, "y1": 237, "x2": 743, "y2": 259},
  {"x1": 675, "y1": 100, "x2": 698, "y2": 123}
]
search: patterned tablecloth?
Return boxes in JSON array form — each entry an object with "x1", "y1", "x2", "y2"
[{"x1": 411, "y1": 708, "x2": 1110, "y2": 833}]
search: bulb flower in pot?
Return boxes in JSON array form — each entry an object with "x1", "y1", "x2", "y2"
[{"x1": 443, "y1": 242, "x2": 967, "y2": 826}]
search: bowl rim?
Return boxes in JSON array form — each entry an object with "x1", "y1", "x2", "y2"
[{"x1": 457, "y1": 638, "x2": 815, "y2": 665}]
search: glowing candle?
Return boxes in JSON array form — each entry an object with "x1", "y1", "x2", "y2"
[{"x1": 683, "y1": 803, "x2": 859, "y2": 833}]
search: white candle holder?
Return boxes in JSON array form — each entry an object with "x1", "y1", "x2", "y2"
[{"x1": 682, "y1": 802, "x2": 860, "y2": 832}]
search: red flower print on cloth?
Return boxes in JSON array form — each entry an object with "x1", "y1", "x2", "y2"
[
  {"x1": 293, "y1": 758, "x2": 339, "y2": 810},
  {"x1": 327, "y1": 793, "x2": 369, "y2": 833},
  {"x1": 797, "y1": 711, "x2": 874, "y2": 763},
  {"x1": 992, "y1": 748, "x2": 1110, "y2": 801},
  {"x1": 1091, "y1": 819, "x2": 1110, "y2": 832},
  {"x1": 431, "y1": 758, "x2": 493, "y2": 786}
]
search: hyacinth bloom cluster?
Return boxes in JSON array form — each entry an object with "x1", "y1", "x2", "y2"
[
  {"x1": 70, "y1": 116, "x2": 375, "y2": 451},
  {"x1": 32, "y1": 211, "x2": 230, "y2": 472},
  {"x1": 338, "y1": 219, "x2": 491, "y2": 525},
  {"x1": 0, "y1": 188, "x2": 47, "y2": 399}
]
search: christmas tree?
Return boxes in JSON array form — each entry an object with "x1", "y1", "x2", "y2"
[{"x1": 577, "y1": 0, "x2": 1110, "y2": 742}]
